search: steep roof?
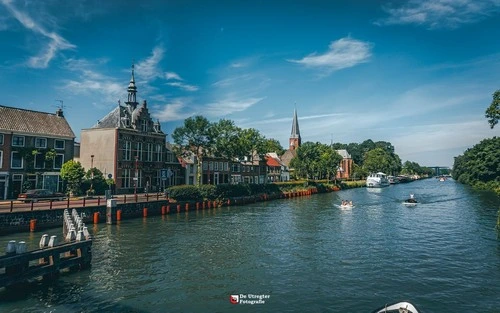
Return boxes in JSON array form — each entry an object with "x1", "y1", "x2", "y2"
[
  {"x1": 337, "y1": 149, "x2": 352, "y2": 159},
  {"x1": 0, "y1": 105, "x2": 75, "y2": 139},
  {"x1": 290, "y1": 108, "x2": 300, "y2": 138},
  {"x1": 266, "y1": 156, "x2": 281, "y2": 167},
  {"x1": 280, "y1": 149, "x2": 297, "y2": 167}
]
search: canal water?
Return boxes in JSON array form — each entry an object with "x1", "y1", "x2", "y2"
[{"x1": 1, "y1": 179, "x2": 499, "y2": 312}]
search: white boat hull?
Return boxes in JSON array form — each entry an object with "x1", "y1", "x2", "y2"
[{"x1": 372, "y1": 301, "x2": 420, "y2": 313}]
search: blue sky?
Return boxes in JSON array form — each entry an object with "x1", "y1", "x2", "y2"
[{"x1": 1, "y1": 0, "x2": 499, "y2": 167}]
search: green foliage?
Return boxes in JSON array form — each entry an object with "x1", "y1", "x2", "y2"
[
  {"x1": 485, "y1": 90, "x2": 500, "y2": 129},
  {"x1": 263, "y1": 138, "x2": 285, "y2": 155},
  {"x1": 452, "y1": 137, "x2": 500, "y2": 193},
  {"x1": 198, "y1": 184, "x2": 217, "y2": 200},
  {"x1": 60, "y1": 160, "x2": 85, "y2": 195},
  {"x1": 290, "y1": 142, "x2": 342, "y2": 180},
  {"x1": 82, "y1": 167, "x2": 108, "y2": 195},
  {"x1": 167, "y1": 185, "x2": 202, "y2": 201}
]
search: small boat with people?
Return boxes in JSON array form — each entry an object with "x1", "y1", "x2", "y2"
[
  {"x1": 339, "y1": 200, "x2": 355, "y2": 209},
  {"x1": 403, "y1": 194, "x2": 418, "y2": 206},
  {"x1": 366, "y1": 172, "x2": 390, "y2": 188},
  {"x1": 371, "y1": 301, "x2": 420, "y2": 313}
]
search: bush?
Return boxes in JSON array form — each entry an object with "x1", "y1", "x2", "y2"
[
  {"x1": 167, "y1": 185, "x2": 202, "y2": 201},
  {"x1": 199, "y1": 184, "x2": 217, "y2": 200}
]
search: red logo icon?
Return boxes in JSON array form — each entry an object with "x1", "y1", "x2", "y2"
[{"x1": 230, "y1": 295, "x2": 239, "y2": 304}]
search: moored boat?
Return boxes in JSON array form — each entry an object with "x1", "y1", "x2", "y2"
[
  {"x1": 366, "y1": 172, "x2": 390, "y2": 188},
  {"x1": 371, "y1": 301, "x2": 420, "y2": 313}
]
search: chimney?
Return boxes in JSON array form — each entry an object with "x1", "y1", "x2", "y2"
[{"x1": 56, "y1": 108, "x2": 64, "y2": 117}]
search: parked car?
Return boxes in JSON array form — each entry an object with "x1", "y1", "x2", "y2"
[{"x1": 17, "y1": 189, "x2": 66, "y2": 203}]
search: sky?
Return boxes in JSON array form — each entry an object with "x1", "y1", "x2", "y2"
[{"x1": 1, "y1": 0, "x2": 499, "y2": 168}]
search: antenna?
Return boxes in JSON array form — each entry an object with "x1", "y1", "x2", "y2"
[{"x1": 54, "y1": 100, "x2": 71, "y2": 111}]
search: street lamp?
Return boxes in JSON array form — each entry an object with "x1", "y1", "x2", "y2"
[
  {"x1": 90, "y1": 155, "x2": 95, "y2": 194},
  {"x1": 134, "y1": 155, "x2": 138, "y2": 196}
]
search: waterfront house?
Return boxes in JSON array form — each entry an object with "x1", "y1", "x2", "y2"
[
  {"x1": 79, "y1": 66, "x2": 167, "y2": 194},
  {"x1": 266, "y1": 152, "x2": 290, "y2": 182},
  {"x1": 336, "y1": 149, "x2": 353, "y2": 179},
  {"x1": 0, "y1": 105, "x2": 75, "y2": 199}
]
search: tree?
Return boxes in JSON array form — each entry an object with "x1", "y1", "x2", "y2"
[
  {"x1": 172, "y1": 116, "x2": 214, "y2": 185},
  {"x1": 60, "y1": 160, "x2": 85, "y2": 196},
  {"x1": 263, "y1": 138, "x2": 285, "y2": 155},
  {"x1": 485, "y1": 90, "x2": 500, "y2": 129},
  {"x1": 290, "y1": 142, "x2": 342, "y2": 180},
  {"x1": 211, "y1": 119, "x2": 242, "y2": 160},
  {"x1": 363, "y1": 148, "x2": 392, "y2": 174},
  {"x1": 83, "y1": 167, "x2": 107, "y2": 195}
]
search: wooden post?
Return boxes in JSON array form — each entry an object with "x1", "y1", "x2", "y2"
[
  {"x1": 93, "y1": 212, "x2": 99, "y2": 224},
  {"x1": 143, "y1": 207, "x2": 148, "y2": 217}
]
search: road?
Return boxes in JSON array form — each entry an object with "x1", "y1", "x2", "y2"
[{"x1": 0, "y1": 193, "x2": 168, "y2": 213}]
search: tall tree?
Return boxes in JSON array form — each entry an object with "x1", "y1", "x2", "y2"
[
  {"x1": 363, "y1": 148, "x2": 392, "y2": 174},
  {"x1": 60, "y1": 160, "x2": 85, "y2": 196},
  {"x1": 263, "y1": 138, "x2": 285, "y2": 155},
  {"x1": 172, "y1": 116, "x2": 214, "y2": 185},
  {"x1": 211, "y1": 119, "x2": 242, "y2": 160},
  {"x1": 485, "y1": 90, "x2": 500, "y2": 129}
]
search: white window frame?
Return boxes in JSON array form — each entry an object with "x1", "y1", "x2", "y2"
[
  {"x1": 155, "y1": 144, "x2": 162, "y2": 162},
  {"x1": 123, "y1": 141, "x2": 131, "y2": 161},
  {"x1": 11, "y1": 151, "x2": 23, "y2": 169},
  {"x1": 12, "y1": 136, "x2": 25, "y2": 147},
  {"x1": 54, "y1": 139, "x2": 65, "y2": 150},
  {"x1": 0, "y1": 150, "x2": 3, "y2": 168},
  {"x1": 53, "y1": 154, "x2": 64, "y2": 169},
  {"x1": 147, "y1": 143, "x2": 153, "y2": 162},
  {"x1": 35, "y1": 137, "x2": 47, "y2": 148},
  {"x1": 141, "y1": 120, "x2": 148, "y2": 132},
  {"x1": 123, "y1": 169, "x2": 130, "y2": 188},
  {"x1": 12, "y1": 174, "x2": 23, "y2": 181}
]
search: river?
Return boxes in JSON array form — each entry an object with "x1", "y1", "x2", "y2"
[{"x1": 1, "y1": 178, "x2": 499, "y2": 312}]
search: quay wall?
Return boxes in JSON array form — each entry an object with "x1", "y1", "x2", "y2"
[{"x1": 0, "y1": 189, "x2": 319, "y2": 236}]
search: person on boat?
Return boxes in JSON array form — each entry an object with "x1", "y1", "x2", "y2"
[
  {"x1": 349, "y1": 200, "x2": 353, "y2": 206},
  {"x1": 405, "y1": 194, "x2": 417, "y2": 203}
]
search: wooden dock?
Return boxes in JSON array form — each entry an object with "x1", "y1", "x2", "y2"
[{"x1": 0, "y1": 209, "x2": 92, "y2": 289}]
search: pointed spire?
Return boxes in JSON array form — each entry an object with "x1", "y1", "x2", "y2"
[
  {"x1": 125, "y1": 62, "x2": 138, "y2": 109},
  {"x1": 289, "y1": 107, "x2": 301, "y2": 150}
]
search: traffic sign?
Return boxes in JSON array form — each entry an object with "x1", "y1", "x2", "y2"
[{"x1": 161, "y1": 169, "x2": 168, "y2": 180}]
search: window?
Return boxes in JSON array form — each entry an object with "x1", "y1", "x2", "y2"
[
  {"x1": 146, "y1": 143, "x2": 153, "y2": 162},
  {"x1": 11, "y1": 151, "x2": 23, "y2": 168},
  {"x1": 123, "y1": 141, "x2": 131, "y2": 161},
  {"x1": 12, "y1": 136, "x2": 24, "y2": 147},
  {"x1": 122, "y1": 169, "x2": 131, "y2": 188},
  {"x1": 34, "y1": 153, "x2": 45, "y2": 169},
  {"x1": 189, "y1": 164, "x2": 194, "y2": 174},
  {"x1": 219, "y1": 162, "x2": 223, "y2": 171},
  {"x1": 12, "y1": 174, "x2": 23, "y2": 181},
  {"x1": 202, "y1": 162, "x2": 208, "y2": 170},
  {"x1": 0, "y1": 134, "x2": 3, "y2": 145},
  {"x1": 35, "y1": 137, "x2": 47, "y2": 148},
  {"x1": 209, "y1": 162, "x2": 213, "y2": 170},
  {"x1": 214, "y1": 162, "x2": 218, "y2": 171},
  {"x1": 136, "y1": 142, "x2": 142, "y2": 160},
  {"x1": 155, "y1": 144, "x2": 162, "y2": 162},
  {"x1": 141, "y1": 120, "x2": 148, "y2": 132},
  {"x1": 0, "y1": 150, "x2": 2, "y2": 168},
  {"x1": 54, "y1": 140, "x2": 65, "y2": 150},
  {"x1": 54, "y1": 154, "x2": 64, "y2": 169}
]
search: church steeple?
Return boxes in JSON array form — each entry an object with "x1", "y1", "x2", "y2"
[
  {"x1": 289, "y1": 107, "x2": 301, "y2": 150},
  {"x1": 125, "y1": 63, "x2": 138, "y2": 109}
]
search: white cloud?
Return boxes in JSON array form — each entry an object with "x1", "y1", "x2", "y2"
[
  {"x1": 205, "y1": 97, "x2": 265, "y2": 116},
  {"x1": 154, "y1": 99, "x2": 193, "y2": 122},
  {"x1": 135, "y1": 46, "x2": 164, "y2": 81},
  {"x1": 212, "y1": 74, "x2": 253, "y2": 88},
  {"x1": 1, "y1": 0, "x2": 75, "y2": 68},
  {"x1": 288, "y1": 37, "x2": 372, "y2": 73},
  {"x1": 375, "y1": 0, "x2": 500, "y2": 29},
  {"x1": 166, "y1": 82, "x2": 199, "y2": 92},
  {"x1": 165, "y1": 72, "x2": 183, "y2": 80}
]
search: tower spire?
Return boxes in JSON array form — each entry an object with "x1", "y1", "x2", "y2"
[
  {"x1": 125, "y1": 62, "x2": 138, "y2": 108},
  {"x1": 289, "y1": 107, "x2": 301, "y2": 150}
]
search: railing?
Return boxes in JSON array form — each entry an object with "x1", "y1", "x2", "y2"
[{"x1": 0, "y1": 193, "x2": 168, "y2": 213}]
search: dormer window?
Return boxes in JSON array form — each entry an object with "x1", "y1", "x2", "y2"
[{"x1": 141, "y1": 120, "x2": 148, "y2": 132}]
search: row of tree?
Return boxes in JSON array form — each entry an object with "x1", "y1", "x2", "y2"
[
  {"x1": 289, "y1": 142, "x2": 343, "y2": 181},
  {"x1": 60, "y1": 160, "x2": 113, "y2": 196}
]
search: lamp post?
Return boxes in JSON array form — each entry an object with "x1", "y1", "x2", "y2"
[
  {"x1": 134, "y1": 155, "x2": 138, "y2": 196},
  {"x1": 90, "y1": 155, "x2": 95, "y2": 191}
]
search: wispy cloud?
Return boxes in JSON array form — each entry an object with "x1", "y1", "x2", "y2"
[
  {"x1": 153, "y1": 98, "x2": 193, "y2": 122},
  {"x1": 375, "y1": 0, "x2": 500, "y2": 29},
  {"x1": 166, "y1": 81, "x2": 199, "y2": 92},
  {"x1": 288, "y1": 37, "x2": 372, "y2": 73},
  {"x1": 165, "y1": 72, "x2": 183, "y2": 80},
  {"x1": 135, "y1": 46, "x2": 164, "y2": 81},
  {"x1": 60, "y1": 58, "x2": 123, "y2": 105},
  {"x1": 212, "y1": 74, "x2": 253, "y2": 87},
  {"x1": 0, "y1": 0, "x2": 75, "y2": 68},
  {"x1": 205, "y1": 97, "x2": 265, "y2": 116}
]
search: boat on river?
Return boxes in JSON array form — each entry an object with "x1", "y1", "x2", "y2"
[
  {"x1": 366, "y1": 172, "x2": 390, "y2": 188},
  {"x1": 371, "y1": 301, "x2": 420, "y2": 313},
  {"x1": 403, "y1": 194, "x2": 418, "y2": 206}
]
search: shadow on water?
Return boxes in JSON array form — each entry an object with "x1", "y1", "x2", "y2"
[{"x1": 0, "y1": 277, "x2": 150, "y2": 313}]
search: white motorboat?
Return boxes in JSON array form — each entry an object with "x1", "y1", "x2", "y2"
[
  {"x1": 403, "y1": 194, "x2": 418, "y2": 206},
  {"x1": 371, "y1": 301, "x2": 420, "y2": 313},
  {"x1": 366, "y1": 172, "x2": 390, "y2": 188}
]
